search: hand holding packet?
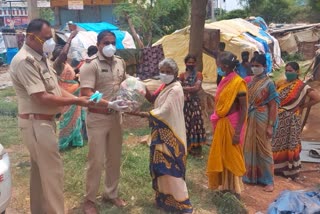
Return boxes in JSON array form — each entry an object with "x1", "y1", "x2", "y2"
[
  {"x1": 113, "y1": 77, "x2": 147, "y2": 112},
  {"x1": 108, "y1": 99, "x2": 129, "y2": 112}
]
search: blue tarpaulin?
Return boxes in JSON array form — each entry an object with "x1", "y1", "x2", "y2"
[
  {"x1": 268, "y1": 190, "x2": 320, "y2": 214},
  {"x1": 75, "y1": 22, "x2": 125, "y2": 49},
  {"x1": 249, "y1": 16, "x2": 268, "y2": 31},
  {"x1": 244, "y1": 32, "x2": 272, "y2": 73}
]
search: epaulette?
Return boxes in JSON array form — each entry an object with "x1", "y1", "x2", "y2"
[
  {"x1": 86, "y1": 55, "x2": 97, "y2": 63},
  {"x1": 25, "y1": 56, "x2": 41, "y2": 72},
  {"x1": 25, "y1": 56, "x2": 39, "y2": 69},
  {"x1": 25, "y1": 56, "x2": 35, "y2": 65}
]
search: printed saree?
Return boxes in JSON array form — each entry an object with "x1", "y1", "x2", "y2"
[
  {"x1": 180, "y1": 71, "x2": 206, "y2": 154},
  {"x1": 243, "y1": 75, "x2": 279, "y2": 185},
  {"x1": 272, "y1": 79, "x2": 311, "y2": 178},
  {"x1": 149, "y1": 81, "x2": 193, "y2": 213},
  {"x1": 58, "y1": 63, "x2": 84, "y2": 150}
]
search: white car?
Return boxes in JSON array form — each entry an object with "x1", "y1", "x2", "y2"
[{"x1": 0, "y1": 144, "x2": 11, "y2": 214}]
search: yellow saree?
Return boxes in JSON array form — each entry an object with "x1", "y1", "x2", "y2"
[{"x1": 207, "y1": 72, "x2": 247, "y2": 194}]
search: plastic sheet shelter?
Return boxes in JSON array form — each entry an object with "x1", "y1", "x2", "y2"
[{"x1": 153, "y1": 18, "x2": 281, "y2": 83}]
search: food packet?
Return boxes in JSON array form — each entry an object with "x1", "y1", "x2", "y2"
[{"x1": 114, "y1": 77, "x2": 147, "y2": 112}]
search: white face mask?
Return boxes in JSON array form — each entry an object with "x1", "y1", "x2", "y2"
[
  {"x1": 252, "y1": 67, "x2": 264, "y2": 76},
  {"x1": 159, "y1": 73, "x2": 175, "y2": 84},
  {"x1": 102, "y1": 44, "x2": 116, "y2": 58},
  {"x1": 43, "y1": 38, "x2": 56, "y2": 54}
]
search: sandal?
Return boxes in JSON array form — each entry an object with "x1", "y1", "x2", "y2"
[{"x1": 309, "y1": 149, "x2": 320, "y2": 159}]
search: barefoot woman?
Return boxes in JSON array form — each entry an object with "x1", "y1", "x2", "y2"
[{"x1": 243, "y1": 54, "x2": 279, "y2": 192}]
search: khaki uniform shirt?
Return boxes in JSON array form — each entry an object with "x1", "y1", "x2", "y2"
[
  {"x1": 80, "y1": 52, "x2": 126, "y2": 104},
  {"x1": 10, "y1": 44, "x2": 62, "y2": 115}
]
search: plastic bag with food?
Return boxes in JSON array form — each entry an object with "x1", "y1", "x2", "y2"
[{"x1": 114, "y1": 77, "x2": 147, "y2": 112}]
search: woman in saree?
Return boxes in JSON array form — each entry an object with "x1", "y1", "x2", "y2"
[
  {"x1": 272, "y1": 62, "x2": 320, "y2": 178},
  {"x1": 207, "y1": 51, "x2": 248, "y2": 196},
  {"x1": 179, "y1": 54, "x2": 206, "y2": 157},
  {"x1": 131, "y1": 58, "x2": 193, "y2": 213},
  {"x1": 52, "y1": 31, "x2": 85, "y2": 150},
  {"x1": 243, "y1": 54, "x2": 279, "y2": 192}
]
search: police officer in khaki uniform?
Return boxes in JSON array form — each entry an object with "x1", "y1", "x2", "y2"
[
  {"x1": 10, "y1": 19, "x2": 90, "y2": 214},
  {"x1": 80, "y1": 31, "x2": 128, "y2": 213}
]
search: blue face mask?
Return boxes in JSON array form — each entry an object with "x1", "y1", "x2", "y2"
[{"x1": 217, "y1": 67, "x2": 226, "y2": 77}]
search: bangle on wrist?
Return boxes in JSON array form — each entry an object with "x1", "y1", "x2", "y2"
[{"x1": 268, "y1": 121, "x2": 274, "y2": 126}]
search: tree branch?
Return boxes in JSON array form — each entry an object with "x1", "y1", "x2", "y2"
[{"x1": 125, "y1": 13, "x2": 145, "y2": 49}]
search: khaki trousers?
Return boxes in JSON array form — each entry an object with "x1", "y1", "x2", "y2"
[
  {"x1": 18, "y1": 118, "x2": 64, "y2": 214},
  {"x1": 85, "y1": 112, "x2": 123, "y2": 202}
]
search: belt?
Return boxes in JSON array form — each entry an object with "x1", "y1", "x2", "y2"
[
  {"x1": 88, "y1": 108, "x2": 115, "y2": 115},
  {"x1": 18, "y1": 113, "x2": 55, "y2": 121}
]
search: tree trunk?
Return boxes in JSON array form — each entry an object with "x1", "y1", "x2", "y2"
[
  {"x1": 189, "y1": 0, "x2": 208, "y2": 71},
  {"x1": 27, "y1": 0, "x2": 40, "y2": 21},
  {"x1": 126, "y1": 14, "x2": 145, "y2": 49},
  {"x1": 146, "y1": 31, "x2": 153, "y2": 47}
]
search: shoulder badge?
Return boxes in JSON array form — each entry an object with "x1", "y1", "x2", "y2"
[
  {"x1": 25, "y1": 56, "x2": 41, "y2": 72},
  {"x1": 25, "y1": 56, "x2": 35, "y2": 65}
]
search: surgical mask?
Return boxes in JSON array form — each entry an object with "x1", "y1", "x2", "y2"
[
  {"x1": 159, "y1": 73, "x2": 175, "y2": 84},
  {"x1": 252, "y1": 67, "x2": 264, "y2": 76},
  {"x1": 217, "y1": 67, "x2": 226, "y2": 77},
  {"x1": 43, "y1": 38, "x2": 56, "y2": 54},
  {"x1": 102, "y1": 44, "x2": 116, "y2": 58},
  {"x1": 285, "y1": 72, "x2": 298, "y2": 81}
]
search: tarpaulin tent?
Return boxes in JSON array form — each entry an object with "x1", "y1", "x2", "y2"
[
  {"x1": 56, "y1": 22, "x2": 136, "y2": 61},
  {"x1": 270, "y1": 23, "x2": 320, "y2": 60},
  {"x1": 153, "y1": 18, "x2": 282, "y2": 82},
  {"x1": 74, "y1": 22, "x2": 135, "y2": 50}
]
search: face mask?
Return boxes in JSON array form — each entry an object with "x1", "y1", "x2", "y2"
[
  {"x1": 159, "y1": 73, "x2": 175, "y2": 84},
  {"x1": 186, "y1": 65, "x2": 195, "y2": 71},
  {"x1": 285, "y1": 72, "x2": 298, "y2": 81},
  {"x1": 43, "y1": 38, "x2": 56, "y2": 54},
  {"x1": 102, "y1": 44, "x2": 116, "y2": 58},
  {"x1": 252, "y1": 67, "x2": 264, "y2": 76},
  {"x1": 217, "y1": 67, "x2": 226, "y2": 77}
]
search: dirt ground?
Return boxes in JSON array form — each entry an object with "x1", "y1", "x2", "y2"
[{"x1": 1, "y1": 68, "x2": 320, "y2": 213}]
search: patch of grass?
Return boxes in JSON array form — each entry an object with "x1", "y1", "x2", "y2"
[
  {"x1": 123, "y1": 127, "x2": 151, "y2": 140},
  {"x1": 282, "y1": 52, "x2": 304, "y2": 62},
  {"x1": 211, "y1": 192, "x2": 247, "y2": 214},
  {"x1": 0, "y1": 87, "x2": 16, "y2": 98},
  {"x1": 0, "y1": 116, "x2": 20, "y2": 147},
  {"x1": 62, "y1": 143, "x2": 157, "y2": 214},
  {"x1": 0, "y1": 87, "x2": 18, "y2": 117}
]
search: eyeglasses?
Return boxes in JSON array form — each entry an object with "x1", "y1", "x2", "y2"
[{"x1": 103, "y1": 41, "x2": 116, "y2": 46}]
